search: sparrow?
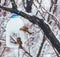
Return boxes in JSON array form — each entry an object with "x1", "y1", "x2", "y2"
[
  {"x1": 20, "y1": 26, "x2": 32, "y2": 34},
  {"x1": 16, "y1": 37, "x2": 22, "y2": 48}
]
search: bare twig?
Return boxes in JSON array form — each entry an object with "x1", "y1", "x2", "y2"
[
  {"x1": 0, "y1": 47, "x2": 6, "y2": 57},
  {"x1": 36, "y1": 35, "x2": 46, "y2": 57},
  {"x1": 10, "y1": 0, "x2": 17, "y2": 10},
  {"x1": 22, "y1": 47, "x2": 32, "y2": 57},
  {"x1": 33, "y1": 3, "x2": 45, "y2": 20},
  {"x1": 47, "y1": 38, "x2": 60, "y2": 57},
  {"x1": 41, "y1": 6, "x2": 60, "y2": 29}
]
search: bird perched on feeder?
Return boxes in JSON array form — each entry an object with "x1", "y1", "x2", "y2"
[
  {"x1": 6, "y1": 13, "x2": 32, "y2": 48},
  {"x1": 16, "y1": 37, "x2": 22, "y2": 48},
  {"x1": 20, "y1": 26, "x2": 32, "y2": 34},
  {"x1": 6, "y1": 13, "x2": 25, "y2": 48}
]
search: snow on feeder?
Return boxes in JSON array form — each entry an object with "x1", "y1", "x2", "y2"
[{"x1": 5, "y1": 13, "x2": 26, "y2": 48}]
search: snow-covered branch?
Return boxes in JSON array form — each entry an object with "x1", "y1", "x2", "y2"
[{"x1": 0, "y1": 5, "x2": 60, "y2": 54}]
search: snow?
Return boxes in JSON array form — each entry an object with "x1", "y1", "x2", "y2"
[
  {"x1": 41, "y1": 0, "x2": 51, "y2": 10},
  {"x1": 0, "y1": 0, "x2": 60, "y2": 57}
]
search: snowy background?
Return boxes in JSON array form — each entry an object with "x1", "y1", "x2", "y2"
[{"x1": 0, "y1": 0, "x2": 60, "y2": 57}]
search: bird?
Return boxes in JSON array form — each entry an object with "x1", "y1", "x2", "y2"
[
  {"x1": 16, "y1": 37, "x2": 22, "y2": 48},
  {"x1": 6, "y1": 13, "x2": 25, "y2": 48},
  {"x1": 20, "y1": 26, "x2": 32, "y2": 34}
]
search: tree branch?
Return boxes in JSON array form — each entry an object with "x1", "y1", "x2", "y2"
[
  {"x1": 10, "y1": 0, "x2": 17, "y2": 10},
  {"x1": 0, "y1": 5, "x2": 60, "y2": 54},
  {"x1": 36, "y1": 35, "x2": 46, "y2": 57},
  {"x1": 0, "y1": 47, "x2": 6, "y2": 57}
]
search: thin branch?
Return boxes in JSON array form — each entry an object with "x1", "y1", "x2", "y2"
[
  {"x1": 48, "y1": 0, "x2": 58, "y2": 24},
  {"x1": 0, "y1": 47, "x2": 6, "y2": 57},
  {"x1": 36, "y1": 35, "x2": 46, "y2": 57},
  {"x1": 33, "y1": 3, "x2": 45, "y2": 20},
  {"x1": 22, "y1": 47, "x2": 32, "y2": 57},
  {"x1": 22, "y1": 0, "x2": 26, "y2": 9},
  {"x1": 41, "y1": 6, "x2": 60, "y2": 29},
  {"x1": 47, "y1": 38, "x2": 60, "y2": 57},
  {"x1": 10, "y1": 0, "x2": 17, "y2": 10}
]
